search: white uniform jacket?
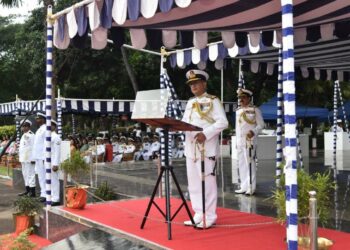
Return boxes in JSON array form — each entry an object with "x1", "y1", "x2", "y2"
[
  {"x1": 32, "y1": 124, "x2": 46, "y2": 160},
  {"x1": 235, "y1": 105, "x2": 264, "y2": 147},
  {"x1": 182, "y1": 93, "x2": 228, "y2": 159},
  {"x1": 51, "y1": 131, "x2": 61, "y2": 166},
  {"x1": 19, "y1": 131, "x2": 34, "y2": 163}
]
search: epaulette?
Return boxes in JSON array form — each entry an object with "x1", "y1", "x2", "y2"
[{"x1": 205, "y1": 93, "x2": 217, "y2": 99}]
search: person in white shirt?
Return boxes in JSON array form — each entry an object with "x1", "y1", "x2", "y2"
[
  {"x1": 141, "y1": 136, "x2": 152, "y2": 160},
  {"x1": 50, "y1": 120, "x2": 61, "y2": 206},
  {"x1": 235, "y1": 89, "x2": 265, "y2": 196},
  {"x1": 18, "y1": 120, "x2": 35, "y2": 197},
  {"x1": 31, "y1": 112, "x2": 47, "y2": 202},
  {"x1": 182, "y1": 69, "x2": 228, "y2": 229},
  {"x1": 150, "y1": 135, "x2": 161, "y2": 159}
]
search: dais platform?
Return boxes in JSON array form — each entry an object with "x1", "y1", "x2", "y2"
[{"x1": 43, "y1": 198, "x2": 350, "y2": 250}]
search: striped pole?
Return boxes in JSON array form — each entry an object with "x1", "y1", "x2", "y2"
[
  {"x1": 57, "y1": 89, "x2": 62, "y2": 138},
  {"x1": 15, "y1": 95, "x2": 20, "y2": 147},
  {"x1": 276, "y1": 49, "x2": 283, "y2": 187},
  {"x1": 45, "y1": 5, "x2": 53, "y2": 217},
  {"x1": 71, "y1": 114, "x2": 76, "y2": 135},
  {"x1": 281, "y1": 1, "x2": 298, "y2": 249},
  {"x1": 335, "y1": 80, "x2": 350, "y2": 135},
  {"x1": 332, "y1": 81, "x2": 338, "y2": 174}
]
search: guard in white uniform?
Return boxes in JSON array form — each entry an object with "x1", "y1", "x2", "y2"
[
  {"x1": 51, "y1": 120, "x2": 61, "y2": 206},
  {"x1": 141, "y1": 136, "x2": 152, "y2": 160},
  {"x1": 235, "y1": 89, "x2": 264, "y2": 195},
  {"x1": 31, "y1": 112, "x2": 46, "y2": 202},
  {"x1": 18, "y1": 120, "x2": 36, "y2": 197},
  {"x1": 150, "y1": 135, "x2": 160, "y2": 159},
  {"x1": 182, "y1": 69, "x2": 228, "y2": 229}
]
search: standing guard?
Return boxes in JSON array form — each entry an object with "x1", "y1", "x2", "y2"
[
  {"x1": 235, "y1": 88, "x2": 264, "y2": 195},
  {"x1": 18, "y1": 120, "x2": 35, "y2": 197},
  {"x1": 32, "y1": 112, "x2": 46, "y2": 202},
  {"x1": 182, "y1": 69, "x2": 228, "y2": 229}
]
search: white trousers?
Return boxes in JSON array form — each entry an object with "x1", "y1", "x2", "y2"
[
  {"x1": 237, "y1": 146, "x2": 256, "y2": 192},
  {"x1": 35, "y1": 160, "x2": 46, "y2": 198},
  {"x1": 51, "y1": 170, "x2": 60, "y2": 202},
  {"x1": 186, "y1": 157, "x2": 217, "y2": 222},
  {"x1": 21, "y1": 162, "x2": 35, "y2": 187}
]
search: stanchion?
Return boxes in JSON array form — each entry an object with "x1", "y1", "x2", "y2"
[{"x1": 309, "y1": 191, "x2": 317, "y2": 250}]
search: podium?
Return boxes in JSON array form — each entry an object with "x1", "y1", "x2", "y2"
[{"x1": 134, "y1": 117, "x2": 202, "y2": 240}]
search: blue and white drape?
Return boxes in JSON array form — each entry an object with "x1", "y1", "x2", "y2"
[{"x1": 275, "y1": 49, "x2": 283, "y2": 186}]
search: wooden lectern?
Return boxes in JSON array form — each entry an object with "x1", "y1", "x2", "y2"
[{"x1": 134, "y1": 117, "x2": 202, "y2": 240}]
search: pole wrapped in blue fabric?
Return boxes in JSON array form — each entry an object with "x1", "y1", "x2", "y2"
[
  {"x1": 45, "y1": 5, "x2": 53, "y2": 210},
  {"x1": 332, "y1": 81, "x2": 338, "y2": 174},
  {"x1": 281, "y1": 0, "x2": 298, "y2": 249},
  {"x1": 57, "y1": 90, "x2": 62, "y2": 138},
  {"x1": 276, "y1": 49, "x2": 283, "y2": 187}
]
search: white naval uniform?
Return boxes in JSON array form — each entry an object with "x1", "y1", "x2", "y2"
[
  {"x1": 182, "y1": 93, "x2": 228, "y2": 223},
  {"x1": 51, "y1": 131, "x2": 61, "y2": 202},
  {"x1": 19, "y1": 131, "x2": 35, "y2": 188},
  {"x1": 150, "y1": 141, "x2": 160, "y2": 158},
  {"x1": 141, "y1": 142, "x2": 151, "y2": 160},
  {"x1": 32, "y1": 124, "x2": 46, "y2": 198},
  {"x1": 235, "y1": 105, "x2": 264, "y2": 193}
]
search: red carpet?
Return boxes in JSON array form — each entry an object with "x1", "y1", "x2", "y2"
[
  {"x1": 0, "y1": 233, "x2": 51, "y2": 249},
  {"x1": 62, "y1": 198, "x2": 350, "y2": 250}
]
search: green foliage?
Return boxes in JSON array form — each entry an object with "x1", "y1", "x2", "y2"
[
  {"x1": 0, "y1": 125, "x2": 15, "y2": 138},
  {"x1": 94, "y1": 181, "x2": 117, "y2": 202},
  {"x1": 11, "y1": 228, "x2": 36, "y2": 250},
  {"x1": 60, "y1": 151, "x2": 89, "y2": 177},
  {"x1": 13, "y1": 196, "x2": 41, "y2": 216},
  {"x1": 272, "y1": 170, "x2": 334, "y2": 226}
]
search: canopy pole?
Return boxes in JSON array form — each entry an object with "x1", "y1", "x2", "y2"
[
  {"x1": 51, "y1": 0, "x2": 94, "y2": 20},
  {"x1": 45, "y1": 5, "x2": 54, "y2": 239},
  {"x1": 281, "y1": 0, "x2": 298, "y2": 249},
  {"x1": 220, "y1": 68, "x2": 225, "y2": 206},
  {"x1": 57, "y1": 89, "x2": 62, "y2": 138},
  {"x1": 15, "y1": 95, "x2": 20, "y2": 147},
  {"x1": 276, "y1": 49, "x2": 283, "y2": 187}
]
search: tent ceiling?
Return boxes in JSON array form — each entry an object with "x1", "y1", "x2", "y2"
[{"x1": 53, "y1": 0, "x2": 350, "y2": 51}]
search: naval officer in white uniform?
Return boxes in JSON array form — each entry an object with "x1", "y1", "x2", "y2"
[
  {"x1": 32, "y1": 112, "x2": 47, "y2": 202},
  {"x1": 18, "y1": 120, "x2": 36, "y2": 197},
  {"x1": 182, "y1": 69, "x2": 228, "y2": 229},
  {"x1": 235, "y1": 89, "x2": 264, "y2": 195}
]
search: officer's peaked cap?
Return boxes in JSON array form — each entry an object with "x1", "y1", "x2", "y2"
[{"x1": 186, "y1": 69, "x2": 209, "y2": 84}]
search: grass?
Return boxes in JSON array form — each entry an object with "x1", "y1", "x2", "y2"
[{"x1": 0, "y1": 165, "x2": 12, "y2": 177}]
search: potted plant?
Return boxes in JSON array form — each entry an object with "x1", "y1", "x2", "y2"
[
  {"x1": 0, "y1": 228, "x2": 37, "y2": 250},
  {"x1": 13, "y1": 196, "x2": 41, "y2": 235},
  {"x1": 93, "y1": 181, "x2": 117, "y2": 202},
  {"x1": 60, "y1": 151, "x2": 90, "y2": 209},
  {"x1": 272, "y1": 169, "x2": 335, "y2": 249}
]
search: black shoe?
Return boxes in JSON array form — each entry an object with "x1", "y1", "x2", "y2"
[
  {"x1": 51, "y1": 202, "x2": 61, "y2": 206},
  {"x1": 38, "y1": 197, "x2": 46, "y2": 202},
  {"x1": 28, "y1": 187, "x2": 36, "y2": 197},
  {"x1": 18, "y1": 186, "x2": 30, "y2": 196}
]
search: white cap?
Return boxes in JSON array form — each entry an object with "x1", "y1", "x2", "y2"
[
  {"x1": 51, "y1": 120, "x2": 57, "y2": 126},
  {"x1": 35, "y1": 112, "x2": 46, "y2": 119},
  {"x1": 186, "y1": 69, "x2": 209, "y2": 84},
  {"x1": 20, "y1": 119, "x2": 32, "y2": 126},
  {"x1": 237, "y1": 88, "x2": 253, "y2": 97},
  {"x1": 337, "y1": 119, "x2": 342, "y2": 123}
]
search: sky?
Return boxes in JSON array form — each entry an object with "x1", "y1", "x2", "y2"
[{"x1": 0, "y1": 0, "x2": 42, "y2": 22}]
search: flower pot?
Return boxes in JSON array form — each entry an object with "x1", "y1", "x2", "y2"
[
  {"x1": 13, "y1": 213, "x2": 35, "y2": 235},
  {"x1": 65, "y1": 185, "x2": 88, "y2": 209}
]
